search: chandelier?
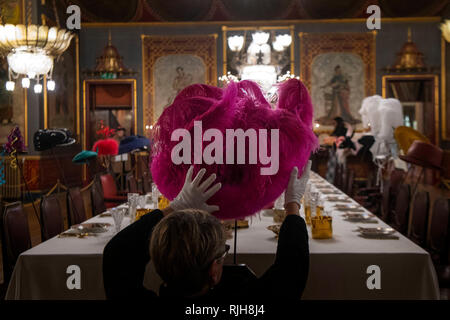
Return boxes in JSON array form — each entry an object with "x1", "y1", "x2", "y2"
[
  {"x1": 0, "y1": 24, "x2": 74, "y2": 93},
  {"x1": 225, "y1": 30, "x2": 296, "y2": 92},
  {"x1": 441, "y1": 20, "x2": 450, "y2": 43}
]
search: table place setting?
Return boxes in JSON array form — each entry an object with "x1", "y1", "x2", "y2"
[
  {"x1": 325, "y1": 196, "x2": 352, "y2": 203},
  {"x1": 58, "y1": 222, "x2": 112, "y2": 238},
  {"x1": 355, "y1": 226, "x2": 399, "y2": 240},
  {"x1": 341, "y1": 212, "x2": 378, "y2": 223},
  {"x1": 333, "y1": 204, "x2": 365, "y2": 212}
]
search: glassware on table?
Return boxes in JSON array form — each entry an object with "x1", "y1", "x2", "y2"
[
  {"x1": 311, "y1": 207, "x2": 333, "y2": 239},
  {"x1": 273, "y1": 192, "x2": 286, "y2": 223},
  {"x1": 111, "y1": 207, "x2": 125, "y2": 234},
  {"x1": 315, "y1": 198, "x2": 324, "y2": 217},
  {"x1": 158, "y1": 195, "x2": 170, "y2": 210},
  {"x1": 311, "y1": 216, "x2": 333, "y2": 239},
  {"x1": 151, "y1": 183, "x2": 160, "y2": 205},
  {"x1": 128, "y1": 195, "x2": 138, "y2": 221},
  {"x1": 304, "y1": 203, "x2": 312, "y2": 225}
]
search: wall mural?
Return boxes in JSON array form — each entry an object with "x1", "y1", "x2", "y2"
[
  {"x1": 154, "y1": 54, "x2": 206, "y2": 120},
  {"x1": 311, "y1": 52, "x2": 365, "y2": 125},
  {"x1": 299, "y1": 32, "x2": 376, "y2": 131},
  {"x1": 142, "y1": 34, "x2": 217, "y2": 126}
]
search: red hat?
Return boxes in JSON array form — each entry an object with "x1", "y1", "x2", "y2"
[{"x1": 399, "y1": 140, "x2": 443, "y2": 171}]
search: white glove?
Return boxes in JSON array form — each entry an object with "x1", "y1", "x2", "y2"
[
  {"x1": 170, "y1": 166, "x2": 222, "y2": 213},
  {"x1": 284, "y1": 160, "x2": 311, "y2": 207}
]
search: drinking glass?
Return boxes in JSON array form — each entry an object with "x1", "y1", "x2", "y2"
[
  {"x1": 151, "y1": 183, "x2": 160, "y2": 205},
  {"x1": 111, "y1": 207, "x2": 124, "y2": 234},
  {"x1": 128, "y1": 195, "x2": 138, "y2": 221},
  {"x1": 309, "y1": 191, "x2": 319, "y2": 217}
]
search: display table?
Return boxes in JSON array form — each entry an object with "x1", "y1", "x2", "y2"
[{"x1": 6, "y1": 173, "x2": 439, "y2": 300}]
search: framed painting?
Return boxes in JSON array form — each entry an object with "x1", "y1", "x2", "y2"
[
  {"x1": 0, "y1": 0, "x2": 27, "y2": 147},
  {"x1": 41, "y1": 13, "x2": 80, "y2": 138},
  {"x1": 441, "y1": 36, "x2": 450, "y2": 142},
  {"x1": 141, "y1": 34, "x2": 217, "y2": 127},
  {"x1": 299, "y1": 32, "x2": 376, "y2": 131}
]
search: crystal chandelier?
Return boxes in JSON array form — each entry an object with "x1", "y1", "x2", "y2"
[
  {"x1": 441, "y1": 20, "x2": 450, "y2": 42},
  {"x1": 226, "y1": 30, "x2": 294, "y2": 91},
  {"x1": 0, "y1": 24, "x2": 74, "y2": 93}
]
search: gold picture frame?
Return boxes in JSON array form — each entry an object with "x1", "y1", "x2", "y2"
[
  {"x1": 382, "y1": 74, "x2": 439, "y2": 145},
  {"x1": 141, "y1": 34, "x2": 218, "y2": 127},
  {"x1": 299, "y1": 32, "x2": 376, "y2": 129},
  {"x1": 441, "y1": 36, "x2": 450, "y2": 142}
]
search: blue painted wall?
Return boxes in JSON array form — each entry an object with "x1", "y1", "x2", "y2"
[{"x1": 79, "y1": 20, "x2": 442, "y2": 136}]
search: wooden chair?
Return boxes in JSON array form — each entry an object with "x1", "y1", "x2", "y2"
[
  {"x1": 408, "y1": 191, "x2": 430, "y2": 247},
  {"x1": 0, "y1": 202, "x2": 31, "y2": 289},
  {"x1": 391, "y1": 184, "x2": 411, "y2": 235},
  {"x1": 40, "y1": 194, "x2": 65, "y2": 241},
  {"x1": 428, "y1": 198, "x2": 450, "y2": 289},
  {"x1": 91, "y1": 176, "x2": 106, "y2": 216},
  {"x1": 126, "y1": 173, "x2": 139, "y2": 194},
  {"x1": 67, "y1": 188, "x2": 87, "y2": 226},
  {"x1": 100, "y1": 174, "x2": 127, "y2": 208},
  {"x1": 142, "y1": 171, "x2": 152, "y2": 194}
]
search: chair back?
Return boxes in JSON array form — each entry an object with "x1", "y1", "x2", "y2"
[
  {"x1": 91, "y1": 176, "x2": 106, "y2": 216},
  {"x1": 345, "y1": 169, "x2": 354, "y2": 196},
  {"x1": 381, "y1": 178, "x2": 391, "y2": 222},
  {"x1": 333, "y1": 164, "x2": 343, "y2": 190},
  {"x1": 428, "y1": 198, "x2": 450, "y2": 265},
  {"x1": 67, "y1": 187, "x2": 87, "y2": 226},
  {"x1": 100, "y1": 174, "x2": 119, "y2": 198},
  {"x1": 127, "y1": 173, "x2": 139, "y2": 194},
  {"x1": 142, "y1": 171, "x2": 152, "y2": 194},
  {"x1": 392, "y1": 184, "x2": 411, "y2": 235},
  {"x1": 40, "y1": 194, "x2": 64, "y2": 241},
  {"x1": 0, "y1": 202, "x2": 31, "y2": 282},
  {"x1": 409, "y1": 191, "x2": 430, "y2": 247}
]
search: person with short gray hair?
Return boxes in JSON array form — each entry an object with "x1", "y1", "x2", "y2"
[{"x1": 103, "y1": 163, "x2": 310, "y2": 300}]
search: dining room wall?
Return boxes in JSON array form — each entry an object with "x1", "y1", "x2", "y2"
[{"x1": 78, "y1": 19, "x2": 442, "y2": 136}]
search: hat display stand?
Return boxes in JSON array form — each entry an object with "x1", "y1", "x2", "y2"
[
  {"x1": 33, "y1": 128, "x2": 83, "y2": 226},
  {"x1": 4, "y1": 128, "x2": 40, "y2": 226}
]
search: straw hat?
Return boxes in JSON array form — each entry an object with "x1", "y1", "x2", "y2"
[{"x1": 394, "y1": 126, "x2": 429, "y2": 155}]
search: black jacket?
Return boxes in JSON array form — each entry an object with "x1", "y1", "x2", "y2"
[{"x1": 103, "y1": 210, "x2": 309, "y2": 300}]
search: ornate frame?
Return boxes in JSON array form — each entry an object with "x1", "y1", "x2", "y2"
[
  {"x1": 82, "y1": 78, "x2": 137, "y2": 151},
  {"x1": 299, "y1": 32, "x2": 376, "y2": 128},
  {"x1": 382, "y1": 74, "x2": 439, "y2": 145},
  {"x1": 441, "y1": 36, "x2": 450, "y2": 142},
  {"x1": 141, "y1": 34, "x2": 218, "y2": 127}
]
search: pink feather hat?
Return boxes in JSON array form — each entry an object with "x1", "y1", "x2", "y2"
[{"x1": 151, "y1": 79, "x2": 318, "y2": 219}]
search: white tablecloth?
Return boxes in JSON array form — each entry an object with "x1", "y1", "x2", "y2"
[{"x1": 6, "y1": 174, "x2": 439, "y2": 300}]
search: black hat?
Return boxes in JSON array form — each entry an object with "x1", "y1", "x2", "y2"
[{"x1": 33, "y1": 129, "x2": 76, "y2": 151}]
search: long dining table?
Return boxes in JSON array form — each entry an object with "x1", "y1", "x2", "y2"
[{"x1": 5, "y1": 172, "x2": 439, "y2": 300}]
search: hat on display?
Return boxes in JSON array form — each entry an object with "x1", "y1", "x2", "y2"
[
  {"x1": 399, "y1": 140, "x2": 443, "y2": 171},
  {"x1": 72, "y1": 150, "x2": 98, "y2": 164},
  {"x1": 92, "y1": 138, "x2": 119, "y2": 156},
  {"x1": 394, "y1": 126, "x2": 430, "y2": 155},
  {"x1": 151, "y1": 79, "x2": 318, "y2": 220},
  {"x1": 33, "y1": 129, "x2": 76, "y2": 151},
  {"x1": 118, "y1": 135, "x2": 151, "y2": 155}
]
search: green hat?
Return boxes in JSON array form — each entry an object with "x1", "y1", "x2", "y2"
[{"x1": 72, "y1": 150, "x2": 98, "y2": 164}]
